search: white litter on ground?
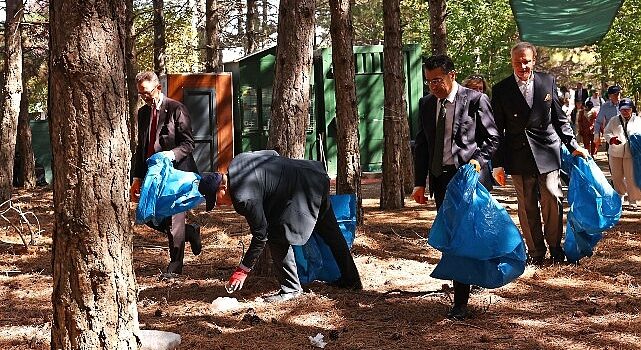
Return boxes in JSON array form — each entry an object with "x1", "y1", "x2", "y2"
[
  {"x1": 308, "y1": 333, "x2": 327, "y2": 348},
  {"x1": 210, "y1": 297, "x2": 241, "y2": 313}
]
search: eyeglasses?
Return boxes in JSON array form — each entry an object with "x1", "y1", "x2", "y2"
[
  {"x1": 137, "y1": 84, "x2": 160, "y2": 98},
  {"x1": 426, "y1": 74, "x2": 452, "y2": 86}
]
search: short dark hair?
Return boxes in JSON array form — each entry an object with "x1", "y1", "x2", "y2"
[
  {"x1": 511, "y1": 41, "x2": 537, "y2": 58},
  {"x1": 423, "y1": 54, "x2": 455, "y2": 73}
]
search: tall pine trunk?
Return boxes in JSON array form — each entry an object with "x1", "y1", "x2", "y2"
[
  {"x1": 205, "y1": 0, "x2": 221, "y2": 72},
  {"x1": 268, "y1": 0, "x2": 315, "y2": 158},
  {"x1": 246, "y1": 0, "x2": 258, "y2": 54},
  {"x1": 50, "y1": 1, "x2": 139, "y2": 348},
  {"x1": 0, "y1": 0, "x2": 24, "y2": 201},
  {"x1": 380, "y1": 0, "x2": 407, "y2": 209},
  {"x1": 428, "y1": 0, "x2": 447, "y2": 55},
  {"x1": 125, "y1": 0, "x2": 139, "y2": 155},
  {"x1": 153, "y1": 0, "x2": 166, "y2": 75},
  {"x1": 329, "y1": 0, "x2": 362, "y2": 222}
]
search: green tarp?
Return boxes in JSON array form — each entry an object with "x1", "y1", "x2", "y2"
[{"x1": 511, "y1": 0, "x2": 623, "y2": 47}]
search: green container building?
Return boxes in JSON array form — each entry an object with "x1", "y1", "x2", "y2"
[{"x1": 224, "y1": 43, "x2": 423, "y2": 176}]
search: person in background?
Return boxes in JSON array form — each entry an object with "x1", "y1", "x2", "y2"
[
  {"x1": 413, "y1": 55, "x2": 499, "y2": 320},
  {"x1": 604, "y1": 98, "x2": 641, "y2": 210},
  {"x1": 586, "y1": 89, "x2": 605, "y2": 107},
  {"x1": 198, "y1": 150, "x2": 362, "y2": 302},
  {"x1": 130, "y1": 71, "x2": 202, "y2": 279},
  {"x1": 578, "y1": 100, "x2": 597, "y2": 156},
  {"x1": 574, "y1": 82, "x2": 588, "y2": 107},
  {"x1": 462, "y1": 74, "x2": 489, "y2": 95},
  {"x1": 491, "y1": 42, "x2": 588, "y2": 266},
  {"x1": 594, "y1": 85, "x2": 622, "y2": 152}
]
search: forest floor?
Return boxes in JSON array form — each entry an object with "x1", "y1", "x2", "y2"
[{"x1": 1, "y1": 152, "x2": 640, "y2": 350}]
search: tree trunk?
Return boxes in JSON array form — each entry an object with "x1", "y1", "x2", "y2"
[
  {"x1": 205, "y1": 0, "x2": 221, "y2": 72},
  {"x1": 125, "y1": 0, "x2": 139, "y2": 155},
  {"x1": 329, "y1": 0, "x2": 362, "y2": 223},
  {"x1": 0, "y1": 0, "x2": 24, "y2": 201},
  {"x1": 152, "y1": 0, "x2": 166, "y2": 75},
  {"x1": 261, "y1": 0, "x2": 270, "y2": 48},
  {"x1": 428, "y1": 0, "x2": 447, "y2": 55},
  {"x1": 246, "y1": 0, "x2": 258, "y2": 54},
  {"x1": 236, "y1": 0, "x2": 244, "y2": 44},
  {"x1": 380, "y1": 0, "x2": 407, "y2": 209},
  {"x1": 17, "y1": 66, "x2": 36, "y2": 189},
  {"x1": 49, "y1": 1, "x2": 139, "y2": 349},
  {"x1": 268, "y1": 0, "x2": 315, "y2": 158}
]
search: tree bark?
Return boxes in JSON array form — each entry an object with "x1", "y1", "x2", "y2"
[
  {"x1": 380, "y1": 0, "x2": 407, "y2": 209},
  {"x1": 0, "y1": 0, "x2": 24, "y2": 201},
  {"x1": 428, "y1": 0, "x2": 447, "y2": 55},
  {"x1": 49, "y1": 1, "x2": 139, "y2": 349},
  {"x1": 246, "y1": 0, "x2": 258, "y2": 54},
  {"x1": 17, "y1": 65, "x2": 36, "y2": 189},
  {"x1": 205, "y1": 0, "x2": 221, "y2": 72},
  {"x1": 152, "y1": 0, "x2": 166, "y2": 75},
  {"x1": 125, "y1": 0, "x2": 139, "y2": 155},
  {"x1": 329, "y1": 0, "x2": 362, "y2": 223},
  {"x1": 268, "y1": 0, "x2": 316, "y2": 158}
]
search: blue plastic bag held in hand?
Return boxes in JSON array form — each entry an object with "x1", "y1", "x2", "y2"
[
  {"x1": 562, "y1": 154, "x2": 621, "y2": 263},
  {"x1": 428, "y1": 165, "x2": 526, "y2": 289},
  {"x1": 293, "y1": 194, "x2": 357, "y2": 284},
  {"x1": 629, "y1": 133, "x2": 641, "y2": 188},
  {"x1": 136, "y1": 153, "x2": 204, "y2": 225}
]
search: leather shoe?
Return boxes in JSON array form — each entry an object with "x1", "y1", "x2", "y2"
[
  {"x1": 186, "y1": 224, "x2": 202, "y2": 256},
  {"x1": 331, "y1": 277, "x2": 363, "y2": 290},
  {"x1": 263, "y1": 290, "x2": 303, "y2": 303},
  {"x1": 527, "y1": 255, "x2": 544, "y2": 266},
  {"x1": 447, "y1": 305, "x2": 469, "y2": 320},
  {"x1": 550, "y1": 248, "x2": 565, "y2": 264}
]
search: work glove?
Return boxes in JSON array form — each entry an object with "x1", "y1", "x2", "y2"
[
  {"x1": 468, "y1": 159, "x2": 481, "y2": 173},
  {"x1": 609, "y1": 137, "x2": 622, "y2": 145},
  {"x1": 130, "y1": 178, "x2": 141, "y2": 203},
  {"x1": 492, "y1": 167, "x2": 506, "y2": 186},
  {"x1": 158, "y1": 150, "x2": 176, "y2": 161},
  {"x1": 572, "y1": 146, "x2": 589, "y2": 158},
  {"x1": 411, "y1": 186, "x2": 426, "y2": 204},
  {"x1": 226, "y1": 265, "x2": 250, "y2": 293}
]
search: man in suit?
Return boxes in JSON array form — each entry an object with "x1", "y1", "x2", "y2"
[
  {"x1": 574, "y1": 82, "x2": 588, "y2": 106},
  {"x1": 491, "y1": 42, "x2": 588, "y2": 267},
  {"x1": 198, "y1": 150, "x2": 362, "y2": 302},
  {"x1": 129, "y1": 71, "x2": 202, "y2": 278},
  {"x1": 412, "y1": 54, "x2": 500, "y2": 320}
]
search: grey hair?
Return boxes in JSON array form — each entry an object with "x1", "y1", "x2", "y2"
[
  {"x1": 511, "y1": 41, "x2": 537, "y2": 58},
  {"x1": 135, "y1": 71, "x2": 160, "y2": 85}
]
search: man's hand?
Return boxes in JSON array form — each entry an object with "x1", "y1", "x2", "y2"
[
  {"x1": 572, "y1": 146, "x2": 589, "y2": 158},
  {"x1": 492, "y1": 167, "x2": 506, "y2": 186},
  {"x1": 609, "y1": 136, "x2": 622, "y2": 145},
  {"x1": 469, "y1": 159, "x2": 481, "y2": 173},
  {"x1": 158, "y1": 150, "x2": 176, "y2": 161},
  {"x1": 129, "y1": 178, "x2": 141, "y2": 203},
  {"x1": 226, "y1": 266, "x2": 250, "y2": 293},
  {"x1": 411, "y1": 186, "x2": 427, "y2": 204}
]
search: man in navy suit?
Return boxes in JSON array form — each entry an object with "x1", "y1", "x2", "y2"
[
  {"x1": 412, "y1": 54, "x2": 500, "y2": 320},
  {"x1": 491, "y1": 42, "x2": 588, "y2": 266},
  {"x1": 199, "y1": 150, "x2": 362, "y2": 302}
]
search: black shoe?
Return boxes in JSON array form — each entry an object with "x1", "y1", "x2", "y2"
[
  {"x1": 331, "y1": 277, "x2": 363, "y2": 290},
  {"x1": 263, "y1": 290, "x2": 303, "y2": 303},
  {"x1": 447, "y1": 305, "x2": 470, "y2": 320},
  {"x1": 158, "y1": 272, "x2": 180, "y2": 281},
  {"x1": 550, "y1": 247, "x2": 565, "y2": 264},
  {"x1": 185, "y1": 224, "x2": 202, "y2": 256},
  {"x1": 527, "y1": 255, "x2": 544, "y2": 266},
  {"x1": 166, "y1": 261, "x2": 183, "y2": 275}
]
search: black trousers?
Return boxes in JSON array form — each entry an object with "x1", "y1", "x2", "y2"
[
  {"x1": 432, "y1": 166, "x2": 471, "y2": 307},
  {"x1": 269, "y1": 195, "x2": 361, "y2": 293}
]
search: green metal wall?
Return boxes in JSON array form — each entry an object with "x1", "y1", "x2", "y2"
[{"x1": 227, "y1": 44, "x2": 423, "y2": 176}]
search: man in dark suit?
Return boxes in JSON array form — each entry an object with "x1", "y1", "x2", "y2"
[
  {"x1": 198, "y1": 150, "x2": 362, "y2": 302},
  {"x1": 412, "y1": 54, "x2": 500, "y2": 320},
  {"x1": 491, "y1": 42, "x2": 588, "y2": 266},
  {"x1": 130, "y1": 71, "x2": 202, "y2": 278},
  {"x1": 574, "y1": 82, "x2": 588, "y2": 105}
]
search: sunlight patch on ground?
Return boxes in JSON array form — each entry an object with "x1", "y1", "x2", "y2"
[
  {"x1": 512, "y1": 319, "x2": 552, "y2": 328},
  {"x1": 0, "y1": 324, "x2": 49, "y2": 344}
]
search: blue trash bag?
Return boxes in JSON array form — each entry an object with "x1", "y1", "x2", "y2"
[
  {"x1": 563, "y1": 155, "x2": 621, "y2": 262},
  {"x1": 136, "y1": 153, "x2": 204, "y2": 225},
  {"x1": 630, "y1": 133, "x2": 641, "y2": 188},
  {"x1": 428, "y1": 164, "x2": 526, "y2": 289},
  {"x1": 293, "y1": 194, "x2": 357, "y2": 284}
]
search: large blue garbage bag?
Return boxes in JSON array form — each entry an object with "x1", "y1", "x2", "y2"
[
  {"x1": 293, "y1": 194, "x2": 357, "y2": 284},
  {"x1": 563, "y1": 155, "x2": 621, "y2": 262},
  {"x1": 630, "y1": 133, "x2": 641, "y2": 188},
  {"x1": 136, "y1": 153, "x2": 204, "y2": 225},
  {"x1": 428, "y1": 165, "x2": 526, "y2": 289}
]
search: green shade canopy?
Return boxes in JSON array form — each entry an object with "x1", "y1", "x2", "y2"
[{"x1": 510, "y1": 0, "x2": 623, "y2": 47}]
